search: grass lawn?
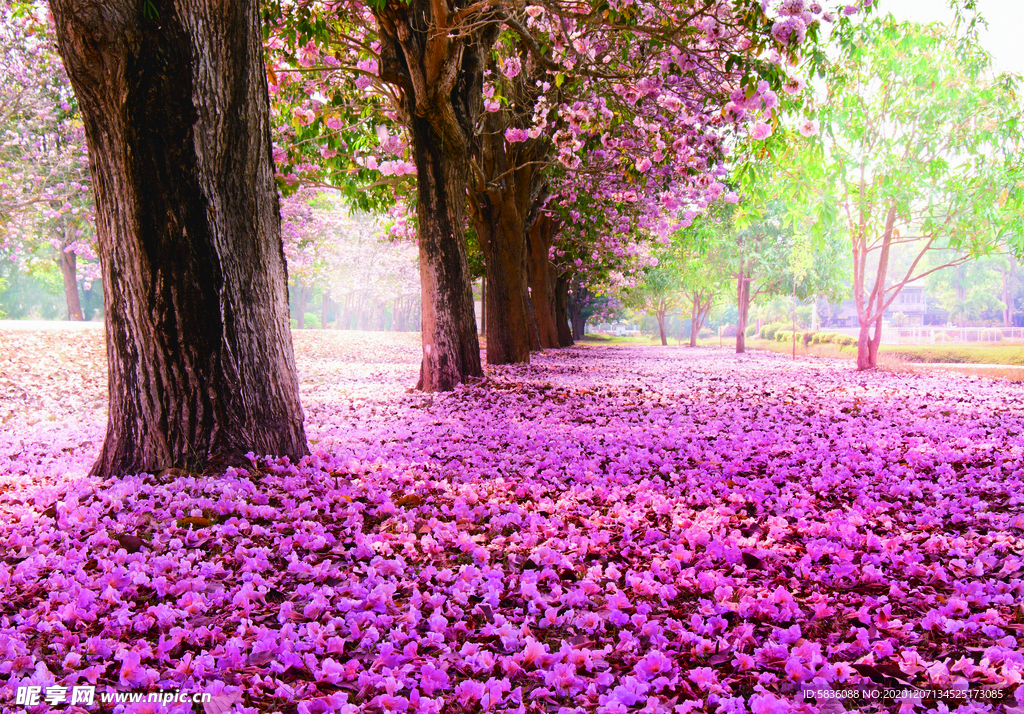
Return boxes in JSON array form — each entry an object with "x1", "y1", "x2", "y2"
[{"x1": 703, "y1": 337, "x2": 1024, "y2": 381}]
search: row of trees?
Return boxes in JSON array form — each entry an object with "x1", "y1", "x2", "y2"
[
  {"x1": 30, "y1": 0, "x2": 862, "y2": 476},
  {"x1": 625, "y1": 13, "x2": 1024, "y2": 370},
  {"x1": 11, "y1": 0, "x2": 1020, "y2": 477}
]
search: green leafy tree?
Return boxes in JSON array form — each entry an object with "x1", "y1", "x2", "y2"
[{"x1": 807, "y1": 15, "x2": 1024, "y2": 369}]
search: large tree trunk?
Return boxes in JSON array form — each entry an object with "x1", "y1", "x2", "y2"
[
  {"x1": 568, "y1": 285, "x2": 590, "y2": 341},
  {"x1": 527, "y1": 216, "x2": 560, "y2": 348},
  {"x1": 480, "y1": 276, "x2": 486, "y2": 335},
  {"x1": 409, "y1": 115, "x2": 483, "y2": 389},
  {"x1": 656, "y1": 310, "x2": 667, "y2": 346},
  {"x1": 469, "y1": 108, "x2": 537, "y2": 365},
  {"x1": 736, "y1": 267, "x2": 750, "y2": 354},
  {"x1": 50, "y1": 0, "x2": 307, "y2": 477},
  {"x1": 375, "y1": 4, "x2": 485, "y2": 390},
  {"x1": 57, "y1": 248, "x2": 84, "y2": 321},
  {"x1": 473, "y1": 198, "x2": 531, "y2": 364},
  {"x1": 554, "y1": 274, "x2": 573, "y2": 347}
]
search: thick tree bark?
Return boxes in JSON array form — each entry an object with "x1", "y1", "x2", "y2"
[
  {"x1": 57, "y1": 248, "x2": 84, "y2": 321},
  {"x1": 469, "y1": 108, "x2": 537, "y2": 365},
  {"x1": 527, "y1": 216, "x2": 560, "y2": 348},
  {"x1": 409, "y1": 114, "x2": 483, "y2": 388},
  {"x1": 656, "y1": 310, "x2": 667, "y2": 346},
  {"x1": 50, "y1": 0, "x2": 308, "y2": 477},
  {"x1": 554, "y1": 274, "x2": 574, "y2": 347},
  {"x1": 480, "y1": 276, "x2": 486, "y2": 335},
  {"x1": 568, "y1": 285, "x2": 590, "y2": 341},
  {"x1": 473, "y1": 195, "x2": 531, "y2": 364},
  {"x1": 375, "y1": 3, "x2": 485, "y2": 390},
  {"x1": 736, "y1": 266, "x2": 750, "y2": 354}
]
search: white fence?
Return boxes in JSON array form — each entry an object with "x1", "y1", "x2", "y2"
[{"x1": 826, "y1": 326, "x2": 1024, "y2": 346}]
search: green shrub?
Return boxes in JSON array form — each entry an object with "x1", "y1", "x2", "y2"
[
  {"x1": 746, "y1": 324, "x2": 758, "y2": 337},
  {"x1": 803, "y1": 331, "x2": 815, "y2": 347},
  {"x1": 304, "y1": 312, "x2": 322, "y2": 329},
  {"x1": 836, "y1": 334, "x2": 856, "y2": 347},
  {"x1": 761, "y1": 322, "x2": 787, "y2": 340},
  {"x1": 698, "y1": 327, "x2": 714, "y2": 339}
]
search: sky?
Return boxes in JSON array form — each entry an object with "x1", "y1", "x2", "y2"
[{"x1": 883, "y1": 0, "x2": 1024, "y2": 76}]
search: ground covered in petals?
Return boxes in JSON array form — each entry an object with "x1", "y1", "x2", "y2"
[{"x1": 2, "y1": 327, "x2": 1024, "y2": 714}]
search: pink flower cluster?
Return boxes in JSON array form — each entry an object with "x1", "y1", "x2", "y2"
[{"x1": 2, "y1": 329, "x2": 1023, "y2": 714}]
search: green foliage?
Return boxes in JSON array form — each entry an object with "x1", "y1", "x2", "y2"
[
  {"x1": 304, "y1": 312, "x2": 322, "y2": 329},
  {"x1": 745, "y1": 324, "x2": 758, "y2": 338},
  {"x1": 759, "y1": 321, "x2": 788, "y2": 339},
  {"x1": 816, "y1": 15, "x2": 1023, "y2": 323}
]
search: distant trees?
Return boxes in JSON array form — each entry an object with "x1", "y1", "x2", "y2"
[
  {"x1": 0, "y1": 2, "x2": 96, "y2": 321},
  {"x1": 809, "y1": 15, "x2": 1024, "y2": 369}
]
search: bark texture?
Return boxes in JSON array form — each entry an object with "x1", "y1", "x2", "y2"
[
  {"x1": 50, "y1": 0, "x2": 308, "y2": 477},
  {"x1": 375, "y1": 1, "x2": 484, "y2": 390},
  {"x1": 472, "y1": 189, "x2": 531, "y2": 364},
  {"x1": 553, "y1": 275, "x2": 574, "y2": 347},
  {"x1": 57, "y1": 248, "x2": 84, "y2": 321},
  {"x1": 527, "y1": 216, "x2": 560, "y2": 349},
  {"x1": 409, "y1": 114, "x2": 483, "y2": 388},
  {"x1": 568, "y1": 285, "x2": 591, "y2": 341},
  {"x1": 469, "y1": 110, "x2": 539, "y2": 365}
]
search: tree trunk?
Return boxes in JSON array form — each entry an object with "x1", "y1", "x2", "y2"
[
  {"x1": 374, "y1": 3, "x2": 486, "y2": 390},
  {"x1": 527, "y1": 216, "x2": 559, "y2": 348},
  {"x1": 736, "y1": 267, "x2": 750, "y2": 354},
  {"x1": 689, "y1": 295, "x2": 700, "y2": 348},
  {"x1": 526, "y1": 287, "x2": 543, "y2": 351},
  {"x1": 853, "y1": 204, "x2": 897, "y2": 371},
  {"x1": 568, "y1": 284, "x2": 590, "y2": 341},
  {"x1": 480, "y1": 276, "x2": 486, "y2": 335},
  {"x1": 469, "y1": 108, "x2": 536, "y2": 365},
  {"x1": 554, "y1": 274, "x2": 573, "y2": 347},
  {"x1": 474, "y1": 201, "x2": 531, "y2": 364},
  {"x1": 57, "y1": 248, "x2": 84, "y2": 321},
  {"x1": 1003, "y1": 259, "x2": 1015, "y2": 328},
  {"x1": 856, "y1": 321, "x2": 873, "y2": 370},
  {"x1": 50, "y1": 0, "x2": 307, "y2": 477},
  {"x1": 409, "y1": 114, "x2": 483, "y2": 389},
  {"x1": 294, "y1": 284, "x2": 309, "y2": 329},
  {"x1": 656, "y1": 310, "x2": 667, "y2": 346}
]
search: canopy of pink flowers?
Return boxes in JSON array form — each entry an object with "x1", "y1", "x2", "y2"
[{"x1": 2, "y1": 328, "x2": 1023, "y2": 714}]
